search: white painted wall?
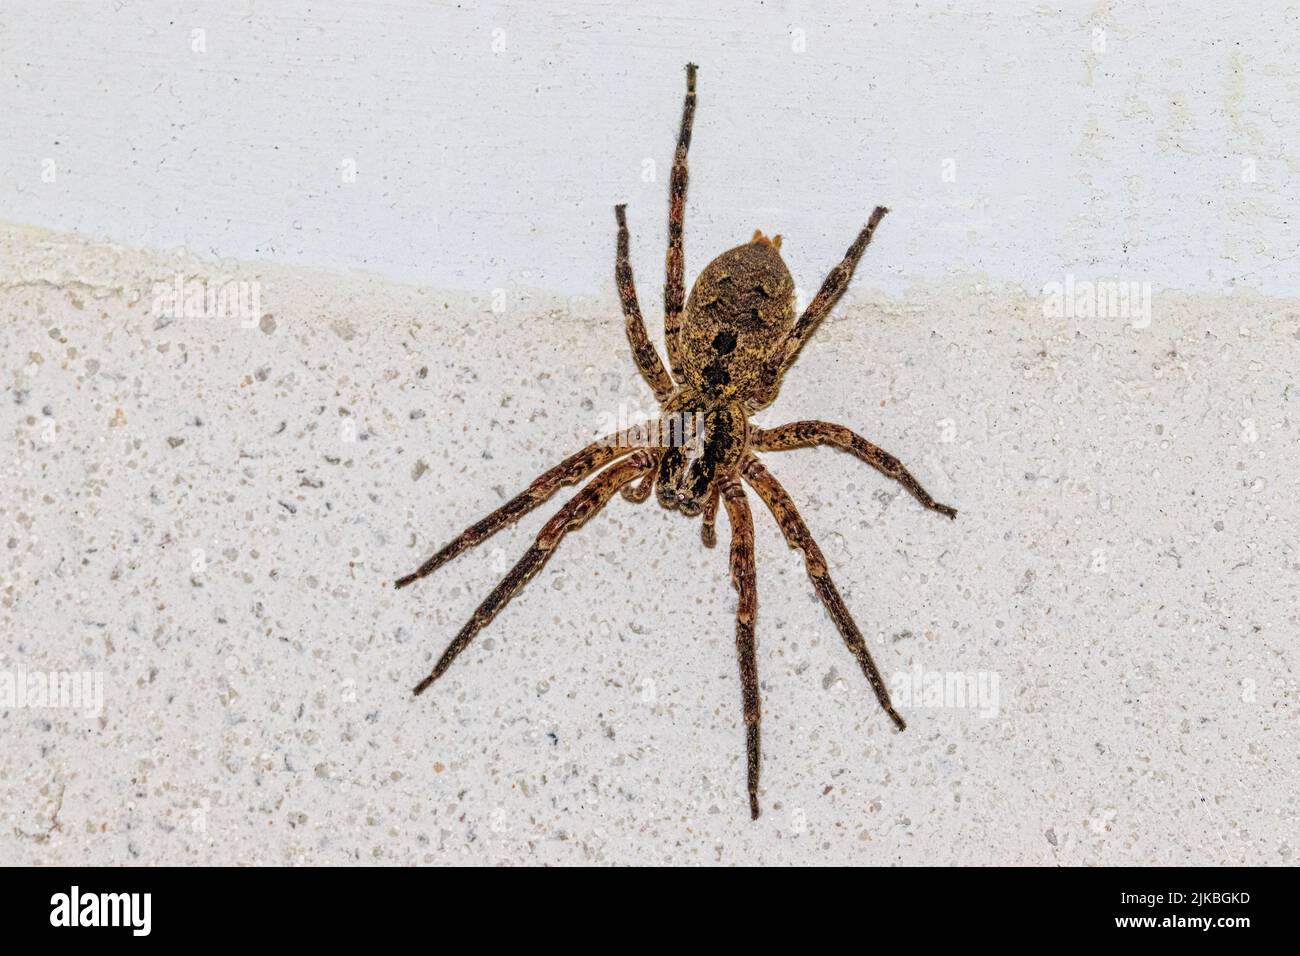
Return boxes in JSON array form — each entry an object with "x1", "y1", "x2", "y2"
[{"x1": 3, "y1": 1, "x2": 1297, "y2": 298}]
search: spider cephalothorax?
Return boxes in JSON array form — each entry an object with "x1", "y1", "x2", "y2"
[{"x1": 395, "y1": 64, "x2": 957, "y2": 820}]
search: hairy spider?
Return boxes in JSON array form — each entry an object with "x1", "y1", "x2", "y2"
[{"x1": 395, "y1": 63, "x2": 957, "y2": 820}]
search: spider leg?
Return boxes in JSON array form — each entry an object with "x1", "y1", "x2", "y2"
[
  {"x1": 615, "y1": 205, "x2": 675, "y2": 401},
  {"x1": 742, "y1": 456, "x2": 906, "y2": 731},
  {"x1": 766, "y1": 206, "x2": 888, "y2": 382},
  {"x1": 414, "y1": 451, "x2": 656, "y2": 695},
  {"x1": 394, "y1": 421, "x2": 659, "y2": 590},
  {"x1": 751, "y1": 421, "x2": 957, "y2": 519},
  {"x1": 700, "y1": 485, "x2": 720, "y2": 548},
  {"x1": 663, "y1": 62, "x2": 697, "y2": 381},
  {"x1": 722, "y1": 480, "x2": 761, "y2": 819}
]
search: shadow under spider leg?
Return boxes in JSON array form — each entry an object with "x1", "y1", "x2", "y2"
[
  {"x1": 742, "y1": 456, "x2": 907, "y2": 731},
  {"x1": 751, "y1": 421, "x2": 957, "y2": 519},
  {"x1": 722, "y1": 480, "x2": 761, "y2": 819},
  {"x1": 393, "y1": 420, "x2": 660, "y2": 590},
  {"x1": 412, "y1": 450, "x2": 656, "y2": 695}
]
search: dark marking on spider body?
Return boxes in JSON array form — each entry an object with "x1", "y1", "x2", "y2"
[
  {"x1": 654, "y1": 397, "x2": 745, "y2": 516},
  {"x1": 395, "y1": 64, "x2": 957, "y2": 820}
]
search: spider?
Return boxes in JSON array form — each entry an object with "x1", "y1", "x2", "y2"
[{"x1": 395, "y1": 63, "x2": 957, "y2": 820}]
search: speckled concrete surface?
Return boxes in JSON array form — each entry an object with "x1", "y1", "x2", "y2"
[{"x1": 1, "y1": 221, "x2": 1297, "y2": 865}]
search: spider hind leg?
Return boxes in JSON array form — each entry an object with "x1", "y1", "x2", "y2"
[
  {"x1": 743, "y1": 456, "x2": 906, "y2": 731},
  {"x1": 722, "y1": 480, "x2": 761, "y2": 819}
]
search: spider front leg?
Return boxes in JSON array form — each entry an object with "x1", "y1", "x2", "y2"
[
  {"x1": 663, "y1": 62, "x2": 697, "y2": 381},
  {"x1": 413, "y1": 451, "x2": 655, "y2": 694},
  {"x1": 394, "y1": 420, "x2": 659, "y2": 590},
  {"x1": 765, "y1": 206, "x2": 889, "y2": 383},
  {"x1": 722, "y1": 480, "x2": 761, "y2": 819},
  {"x1": 614, "y1": 205, "x2": 674, "y2": 401},
  {"x1": 742, "y1": 456, "x2": 906, "y2": 731},
  {"x1": 751, "y1": 421, "x2": 957, "y2": 519}
]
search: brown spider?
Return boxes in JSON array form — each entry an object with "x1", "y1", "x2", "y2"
[{"x1": 395, "y1": 63, "x2": 957, "y2": 820}]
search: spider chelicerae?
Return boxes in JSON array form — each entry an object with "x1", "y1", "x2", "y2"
[{"x1": 395, "y1": 63, "x2": 957, "y2": 820}]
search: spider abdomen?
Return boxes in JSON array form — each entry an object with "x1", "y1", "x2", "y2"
[{"x1": 679, "y1": 235, "x2": 795, "y2": 403}]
